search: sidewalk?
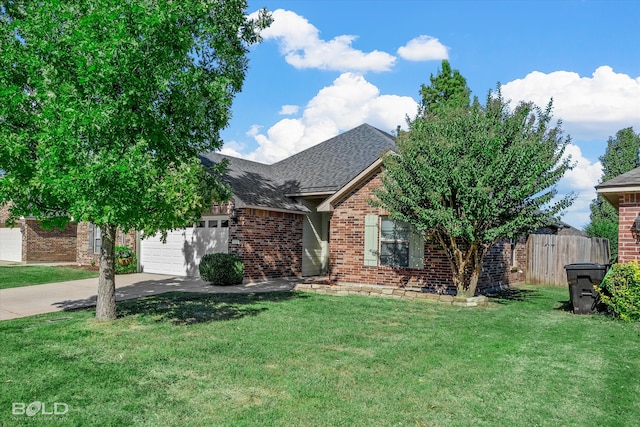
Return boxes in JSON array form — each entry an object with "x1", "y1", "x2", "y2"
[{"x1": 0, "y1": 273, "x2": 299, "y2": 320}]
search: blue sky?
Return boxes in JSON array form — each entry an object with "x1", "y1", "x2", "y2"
[{"x1": 220, "y1": 0, "x2": 640, "y2": 228}]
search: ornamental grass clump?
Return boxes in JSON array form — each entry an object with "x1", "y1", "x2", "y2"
[
  {"x1": 199, "y1": 253, "x2": 244, "y2": 286},
  {"x1": 595, "y1": 261, "x2": 640, "y2": 322}
]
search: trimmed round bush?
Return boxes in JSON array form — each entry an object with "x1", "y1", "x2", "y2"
[{"x1": 199, "y1": 253, "x2": 244, "y2": 286}]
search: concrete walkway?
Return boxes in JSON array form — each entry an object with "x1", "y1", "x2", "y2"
[{"x1": 0, "y1": 273, "x2": 299, "y2": 320}]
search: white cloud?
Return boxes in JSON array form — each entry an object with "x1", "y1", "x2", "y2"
[
  {"x1": 554, "y1": 143, "x2": 602, "y2": 228},
  {"x1": 279, "y1": 105, "x2": 299, "y2": 115},
  {"x1": 249, "y1": 118, "x2": 307, "y2": 163},
  {"x1": 397, "y1": 35, "x2": 449, "y2": 61},
  {"x1": 250, "y1": 9, "x2": 396, "y2": 73},
  {"x1": 561, "y1": 144, "x2": 602, "y2": 192},
  {"x1": 502, "y1": 66, "x2": 640, "y2": 227},
  {"x1": 242, "y1": 73, "x2": 418, "y2": 164},
  {"x1": 559, "y1": 194, "x2": 593, "y2": 230},
  {"x1": 219, "y1": 140, "x2": 246, "y2": 158},
  {"x1": 501, "y1": 66, "x2": 640, "y2": 141}
]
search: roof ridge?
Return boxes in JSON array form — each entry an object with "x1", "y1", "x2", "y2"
[
  {"x1": 272, "y1": 123, "x2": 394, "y2": 167},
  {"x1": 201, "y1": 152, "x2": 271, "y2": 168}
]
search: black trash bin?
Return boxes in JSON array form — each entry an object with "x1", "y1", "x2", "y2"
[{"x1": 564, "y1": 263, "x2": 608, "y2": 314}]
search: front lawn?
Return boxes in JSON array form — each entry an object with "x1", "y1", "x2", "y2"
[
  {"x1": 0, "y1": 266, "x2": 99, "y2": 290},
  {"x1": 1, "y1": 286, "x2": 638, "y2": 426}
]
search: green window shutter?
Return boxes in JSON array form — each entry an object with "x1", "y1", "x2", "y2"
[
  {"x1": 364, "y1": 215, "x2": 379, "y2": 266},
  {"x1": 409, "y1": 230, "x2": 425, "y2": 269}
]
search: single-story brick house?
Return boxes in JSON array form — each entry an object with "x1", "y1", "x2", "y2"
[
  {"x1": 0, "y1": 203, "x2": 135, "y2": 265},
  {"x1": 2, "y1": 123, "x2": 548, "y2": 293},
  {"x1": 596, "y1": 167, "x2": 640, "y2": 263},
  {"x1": 191, "y1": 123, "x2": 528, "y2": 293}
]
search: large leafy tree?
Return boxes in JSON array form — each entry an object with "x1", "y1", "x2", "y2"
[
  {"x1": 374, "y1": 90, "x2": 573, "y2": 297},
  {"x1": 586, "y1": 127, "x2": 640, "y2": 262},
  {"x1": 0, "y1": 0, "x2": 271, "y2": 320}
]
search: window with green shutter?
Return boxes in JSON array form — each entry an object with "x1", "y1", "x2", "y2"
[{"x1": 364, "y1": 215, "x2": 424, "y2": 268}]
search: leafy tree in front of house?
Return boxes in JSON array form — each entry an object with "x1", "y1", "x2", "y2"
[
  {"x1": 374, "y1": 89, "x2": 574, "y2": 297},
  {"x1": 0, "y1": 0, "x2": 271, "y2": 320},
  {"x1": 586, "y1": 127, "x2": 640, "y2": 262}
]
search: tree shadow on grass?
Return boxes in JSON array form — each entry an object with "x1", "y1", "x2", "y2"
[
  {"x1": 115, "y1": 291, "x2": 307, "y2": 325},
  {"x1": 484, "y1": 287, "x2": 544, "y2": 305}
]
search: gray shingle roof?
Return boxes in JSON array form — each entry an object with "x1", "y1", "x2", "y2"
[
  {"x1": 199, "y1": 153, "x2": 310, "y2": 212},
  {"x1": 596, "y1": 166, "x2": 640, "y2": 189},
  {"x1": 201, "y1": 124, "x2": 396, "y2": 212},
  {"x1": 273, "y1": 124, "x2": 396, "y2": 194}
]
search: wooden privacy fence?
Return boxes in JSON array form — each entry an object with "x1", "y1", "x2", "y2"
[{"x1": 526, "y1": 234, "x2": 611, "y2": 286}]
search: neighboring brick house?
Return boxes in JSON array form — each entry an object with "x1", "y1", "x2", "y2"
[
  {"x1": 0, "y1": 203, "x2": 136, "y2": 265},
  {"x1": 75, "y1": 223, "x2": 137, "y2": 266},
  {"x1": 596, "y1": 167, "x2": 640, "y2": 263},
  {"x1": 0, "y1": 204, "x2": 78, "y2": 263}
]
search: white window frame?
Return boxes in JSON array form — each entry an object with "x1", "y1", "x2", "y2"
[
  {"x1": 379, "y1": 217, "x2": 410, "y2": 268},
  {"x1": 94, "y1": 226, "x2": 102, "y2": 254}
]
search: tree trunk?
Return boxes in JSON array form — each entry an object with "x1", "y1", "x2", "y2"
[
  {"x1": 436, "y1": 232, "x2": 472, "y2": 297},
  {"x1": 96, "y1": 223, "x2": 117, "y2": 321},
  {"x1": 467, "y1": 246, "x2": 487, "y2": 298},
  {"x1": 453, "y1": 268, "x2": 469, "y2": 297},
  {"x1": 467, "y1": 262, "x2": 480, "y2": 298}
]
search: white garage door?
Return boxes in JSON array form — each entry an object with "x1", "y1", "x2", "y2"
[
  {"x1": 0, "y1": 227, "x2": 23, "y2": 262},
  {"x1": 141, "y1": 216, "x2": 229, "y2": 277}
]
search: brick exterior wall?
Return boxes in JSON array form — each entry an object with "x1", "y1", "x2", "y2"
[
  {"x1": 618, "y1": 192, "x2": 640, "y2": 263},
  {"x1": 230, "y1": 207, "x2": 303, "y2": 281},
  {"x1": 0, "y1": 204, "x2": 12, "y2": 224},
  {"x1": 2, "y1": 204, "x2": 78, "y2": 262},
  {"x1": 76, "y1": 222, "x2": 137, "y2": 265},
  {"x1": 203, "y1": 201, "x2": 234, "y2": 216},
  {"x1": 328, "y1": 172, "x2": 525, "y2": 294},
  {"x1": 22, "y1": 220, "x2": 77, "y2": 262}
]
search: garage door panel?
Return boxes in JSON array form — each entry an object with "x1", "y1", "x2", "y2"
[
  {"x1": 191, "y1": 228, "x2": 228, "y2": 253},
  {"x1": 0, "y1": 227, "x2": 23, "y2": 262},
  {"x1": 141, "y1": 217, "x2": 229, "y2": 277}
]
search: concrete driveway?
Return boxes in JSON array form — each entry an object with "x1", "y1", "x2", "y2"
[{"x1": 0, "y1": 273, "x2": 299, "y2": 320}]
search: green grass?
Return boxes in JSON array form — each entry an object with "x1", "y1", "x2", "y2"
[
  {"x1": 0, "y1": 266, "x2": 99, "y2": 290},
  {"x1": 1, "y1": 286, "x2": 639, "y2": 426}
]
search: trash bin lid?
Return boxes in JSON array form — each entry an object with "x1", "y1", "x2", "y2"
[{"x1": 564, "y1": 262, "x2": 605, "y2": 270}]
